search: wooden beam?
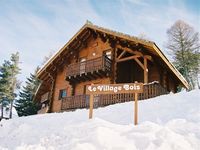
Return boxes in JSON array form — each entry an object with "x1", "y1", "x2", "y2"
[
  {"x1": 116, "y1": 45, "x2": 143, "y2": 56},
  {"x1": 117, "y1": 50, "x2": 126, "y2": 59},
  {"x1": 144, "y1": 55, "x2": 153, "y2": 62},
  {"x1": 117, "y1": 55, "x2": 140, "y2": 63},
  {"x1": 134, "y1": 58, "x2": 144, "y2": 70},
  {"x1": 144, "y1": 57, "x2": 148, "y2": 83},
  {"x1": 113, "y1": 48, "x2": 117, "y2": 83}
]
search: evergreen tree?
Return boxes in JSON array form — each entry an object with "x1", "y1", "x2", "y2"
[
  {"x1": 166, "y1": 20, "x2": 200, "y2": 90},
  {"x1": 0, "y1": 60, "x2": 13, "y2": 100},
  {"x1": 0, "y1": 52, "x2": 20, "y2": 118},
  {"x1": 9, "y1": 52, "x2": 21, "y2": 118},
  {"x1": 15, "y1": 68, "x2": 40, "y2": 116}
]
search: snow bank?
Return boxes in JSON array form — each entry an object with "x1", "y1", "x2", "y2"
[{"x1": 0, "y1": 90, "x2": 200, "y2": 150}]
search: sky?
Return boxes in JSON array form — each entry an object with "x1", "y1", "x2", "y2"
[{"x1": 0, "y1": 0, "x2": 199, "y2": 83}]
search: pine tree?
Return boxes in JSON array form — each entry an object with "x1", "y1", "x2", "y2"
[
  {"x1": 166, "y1": 20, "x2": 200, "y2": 90},
  {"x1": 0, "y1": 52, "x2": 20, "y2": 119},
  {"x1": 0, "y1": 60, "x2": 13, "y2": 100},
  {"x1": 15, "y1": 69, "x2": 40, "y2": 116},
  {"x1": 9, "y1": 52, "x2": 21, "y2": 118}
]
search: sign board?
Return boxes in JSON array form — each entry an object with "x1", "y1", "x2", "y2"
[
  {"x1": 86, "y1": 83, "x2": 143, "y2": 94},
  {"x1": 87, "y1": 82, "x2": 143, "y2": 125}
]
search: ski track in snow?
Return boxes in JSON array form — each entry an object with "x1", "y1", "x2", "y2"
[{"x1": 0, "y1": 90, "x2": 200, "y2": 150}]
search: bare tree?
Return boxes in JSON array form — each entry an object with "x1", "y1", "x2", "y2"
[
  {"x1": 41, "y1": 51, "x2": 55, "y2": 66},
  {"x1": 166, "y1": 20, "x2": 200, "y2": 90}
]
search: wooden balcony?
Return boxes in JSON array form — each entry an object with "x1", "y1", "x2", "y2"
[
  {"x1": 61, "y1": 82, "x2": 168, "y2": 111},
  {"x1": 66, "y1": 55, "x2": 112, "y2": 83}
]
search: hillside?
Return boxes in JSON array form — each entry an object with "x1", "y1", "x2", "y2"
[{"x1": 0, "y1": 90, "x2": 200, "y2": 150}]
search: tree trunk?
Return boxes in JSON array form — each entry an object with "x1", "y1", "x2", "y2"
[
  {"x1": 197, "y1": 76, "x2": 200, "y2": 89},
  {"x1": 9, "y1": 100, "x2": 13, "y2": 119},
  {"x1": 1, "y1": 103, "x2": 3, "y2": 120}
]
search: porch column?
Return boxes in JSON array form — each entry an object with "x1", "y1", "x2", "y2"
[
  {"x1": 112, "y1": 47, "x2": 117, "y2": 84},
  {"x1": 144, "y1": 57, "x2": 148, "y2": 83}
]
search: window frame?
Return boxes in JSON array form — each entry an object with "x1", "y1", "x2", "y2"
[{"x1": 59, "y1": 89, "x2": 67, "y2": 100}]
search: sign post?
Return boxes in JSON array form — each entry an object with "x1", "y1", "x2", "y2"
[
  {"x1": 89, "y1": 94, "x2": 94, "y2": 119},
  {"x1": 134, "y1": 93, "x2": 138, "y2": 125},
  {"x1": 86, "y1": 83, "x2": 143, "y2": 125}
]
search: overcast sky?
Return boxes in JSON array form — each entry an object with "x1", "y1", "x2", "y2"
[{"x1": 0, "y1": 0, "x2": 199, "y2": 83}]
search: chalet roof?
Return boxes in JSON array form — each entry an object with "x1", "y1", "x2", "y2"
[{"x1": 36, "y1": 22, "x2": 189, "y2": 89}]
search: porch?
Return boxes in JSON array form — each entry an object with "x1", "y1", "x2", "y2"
[{"x1": 61, "y1": 82, "x2": 168, "y2": 111}]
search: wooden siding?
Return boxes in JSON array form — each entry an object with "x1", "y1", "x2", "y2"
[
  {"x1": 79, "y1": 37, "x2": 111, "y2": 61},
  {"x1": 75, "y1": 78, "x2": 111, "y2": 95},
  {"x1": 52, "y1": 67, "x2": 72, "y2": 112},
  {"x1": 149, "y1": 63, "x2": 160, "y2": 83}
]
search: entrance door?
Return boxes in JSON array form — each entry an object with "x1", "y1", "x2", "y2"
[
  {"x1": 117, "y1": 60, "x2": 133, "y2": 83},
  {"x1": 79, "y1": 57, "x2": 86, "y2": 74},
  {"x1": 116, "y1": 59, "x2": 143, "y2": 83}
]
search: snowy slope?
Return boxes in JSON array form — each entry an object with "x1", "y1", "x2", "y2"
[{"x1": 0, "y1": 90, "x2": 200, "y2": 150}]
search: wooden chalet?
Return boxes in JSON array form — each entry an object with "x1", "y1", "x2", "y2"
[{"x1": 35, "y1": 22, "x2": 189, "y2": 114}]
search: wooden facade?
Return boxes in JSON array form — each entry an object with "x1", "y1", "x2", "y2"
[{"x1": 35, "y1": 22, "x2": 189, "y2": 114}]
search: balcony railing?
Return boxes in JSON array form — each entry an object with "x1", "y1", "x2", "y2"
[
  {"x1": 66, "y1": 55, "x2": 112, "y2": 81},
  {"x1": 61, "y1": 82, "x2": 168, "y2": 111}
]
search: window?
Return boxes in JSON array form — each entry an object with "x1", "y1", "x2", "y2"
[
  {"x1": 79, "y1": 57, "x2": 86, "y2": 74},
  {"x1": 59, "y1": 89, "x2": 67, "y2": 100},
  {"x1": 103, "y1": 50, "x2": 112, "y2": 59}
]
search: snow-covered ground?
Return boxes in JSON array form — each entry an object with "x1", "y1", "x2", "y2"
[{"x1": 0, "y1": 90, "x2": 200, "y2": 150}]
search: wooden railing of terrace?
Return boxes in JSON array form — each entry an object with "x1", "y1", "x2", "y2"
[
  {"x1": 61, "y1": 82, "x2": 168, "y2": 111},
  {"x1": 66, "y1": 55, "x2": 112, "y2": 83}
]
